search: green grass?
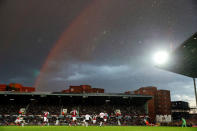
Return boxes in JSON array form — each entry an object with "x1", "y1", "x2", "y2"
[{"x1": 0, "y1": 126, "x2": 196, "y2": 131}]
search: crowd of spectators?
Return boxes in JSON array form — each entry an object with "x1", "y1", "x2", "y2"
[
  {"x1": 0, "y1": 98, "x2": 147, "y2": 126},
  {"x1": 0, "y1": 95, "x2": 196, "y2": 127}
]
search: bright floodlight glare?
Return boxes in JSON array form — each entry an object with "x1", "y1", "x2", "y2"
[{"x1": 153, "y1": 51, "x2": 169, "y2": 65}]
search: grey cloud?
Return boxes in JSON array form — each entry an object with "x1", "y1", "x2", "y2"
[
  {"x1": 173, "y1": 94, "x2": 195, "y2": 107},
  {"x1": 66, "y1": 64, "x2": 130, "y2": 81}
]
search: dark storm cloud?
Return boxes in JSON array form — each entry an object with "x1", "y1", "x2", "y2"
[
  {"x1": 0, "y1": 0, "x2": 91, "y2": 84},
  {"x1": 0, "y1": 0, "x2": 197, "y2": 105}
]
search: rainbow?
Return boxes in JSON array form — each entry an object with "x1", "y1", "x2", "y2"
[{"x1": 34, "y1": 0, "x2": 112, "y2": 91}]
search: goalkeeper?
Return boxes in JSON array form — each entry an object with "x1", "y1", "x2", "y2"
[{"x1": 181, "y1": 117, "x2": 187, "y2": 127}]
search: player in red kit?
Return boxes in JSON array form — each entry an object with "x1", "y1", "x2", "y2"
[
  {"x1": 15, "y1": 115, "x2": 23, "y2": 126},
  {"x1": 103, "y1": 112, "x2": 108, "y2": 125},
  {"x1": 92, "y1": 114, "x2": 97, "y2": 125},
  {"x1": 70, "y1": 109, "x2": 78, "y2": 126},
  {"x1": 43, "y1": 111, "x2": 49, "y2": 126}
]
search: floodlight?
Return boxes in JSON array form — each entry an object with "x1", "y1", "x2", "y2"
[{"x1": 153, "y1": 51, "x2": 169, "y2": 65}]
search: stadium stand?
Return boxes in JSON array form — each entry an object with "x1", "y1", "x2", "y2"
[{"x1": 0, "y1": 92, "x2": 151, "y2": 126}]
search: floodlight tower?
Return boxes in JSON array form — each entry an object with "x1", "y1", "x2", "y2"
[
  {"x1": 153, "y1": 31, "x2": 197, "y2": 108},
  {"x1": 193, "y1": 78, "x2": 197, "y2": 107}
]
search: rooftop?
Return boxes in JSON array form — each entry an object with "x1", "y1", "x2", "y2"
[
  {"x1": 158, "y1": 32, "x2": 197, "y2": 78},
  {"x1": 0, "y1": 91, "x2": 152, "y2": 101}
]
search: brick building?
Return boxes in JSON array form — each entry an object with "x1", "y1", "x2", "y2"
[
  {"x1": 62, "y1": 85, "x2": 104, "y2": 93},
  {"x1": 134, "y1": 86, "x2": 171, "y2": 123},
  {"x1": 0, "y1": 83, "x2": 35, "y2": 92},
  {"x1": 0, "y1": 84, "x2": 7, "y2": 91},
  {"x1": 156, "y1": 90, "x2": 171, "y2": 115}
]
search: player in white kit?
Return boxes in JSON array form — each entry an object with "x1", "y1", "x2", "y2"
[
  {"x1": 99, "y1": 112, "x2": 105, "y2": 126},
  {"x1": 115, "y1": 110, "x2": 122, "y2": 126},
  {"x1": 84, "y1": 114, "x2": 92, "y2": 127}
]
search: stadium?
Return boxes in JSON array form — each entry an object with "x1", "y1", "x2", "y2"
[
  {"x1": 1, "y1": 29, "x2": 197, "y2": 131},
  {"x1": 0, "y1": 91, "x2": 196, "y2": 131},
  {"x1": 0, "y1": 91, "x2": 151, "y2": 126},
  {"x1": 1, "y1": 1, "x2": 197, "y2": 131},
  {"x1": 1, "y1": 32, "x2": 197, "y2": 130}
]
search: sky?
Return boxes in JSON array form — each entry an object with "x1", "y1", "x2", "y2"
[{"x1": 0, "y1": 0, "x2": 197, "y2": 106}]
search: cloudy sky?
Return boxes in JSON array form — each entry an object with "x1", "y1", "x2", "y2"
[{"x1": 0, "y1": 0, "x2": 197, "y2": 106}]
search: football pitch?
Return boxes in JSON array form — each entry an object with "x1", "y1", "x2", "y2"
[{"x1": 0, "y1": 126, "x2": 196, "y2": 131}]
